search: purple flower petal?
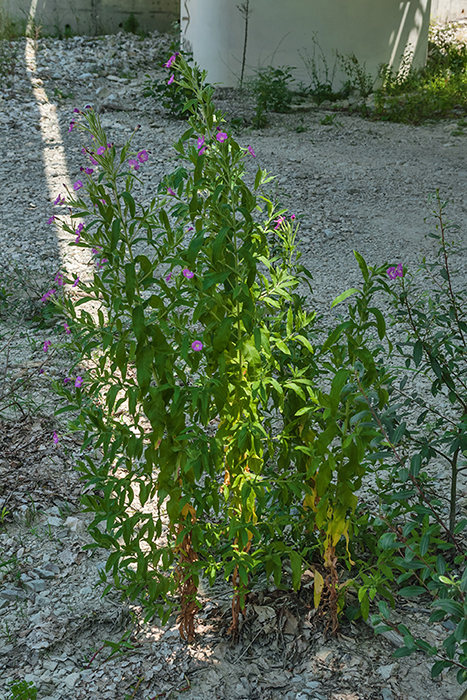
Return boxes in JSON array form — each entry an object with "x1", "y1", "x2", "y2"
[
  {"x1": 129, "y1": 158, "x2": 140, "y2": 170},
  {"x1": 166, "y1": 273, "x2": 172, "y2": 282},
  {"x1": 274, "y1": 217, "x2": 285, "y2": 230},
  {"x1": 73, "y1": 180, "x2": 83, "y2": 191},
  {"x1": 97, "y1": 146, "x2": 106, "y2": 155},
  {"x1": 47, "y1": 216, "x2": 56, "y2": 225},
  {"x1": 197, "y1": 136, "x2": 205, "y2": 150},
  {"x1": 90, "y1": 156, "x2": 98, "y2": 166},
  {"x1": 248, "y1": 145, "x2": 255, "y2": 157},
  {"x1": 68, "y1": 121, "x2": 75, "y2": 132},
  {"x1": 167, "y1": 187, "x2": 176, "y2": 196},
  {"x1": 191, "y1": 340, "x2": 203, "y2": 352},
  {"x1": 183, "y1": 268, "x2": 194, "y2": 279},
  {"x1": 85, "y1": 167, "x2": 93, "y2": 175},
  {"x1": 43, "y1": 340, "x2": 52, "y2": 353},
  {"x1": 75, "y1": 376, "x2": 83, "y2": 388},
  {"x1": 72, "y1": 277, "x2": 80, "y2": 287},
  {"x1": 387, "y1": 267, "x2": 397, "y2": 280},
  {"x1": 137, "y1": 150, "x2": 148, "y2": 162},
  {"x1": 53, "y1": 431, "x2": 59, "y2": 445},
  {"x1": 395, "y1": 263, "x2": 404, "y2": 277},
  {"x1": 216, "y1": 131, "x2": 228, "y2": 143},
  {"x1": 165, "y1": 53, "x2": 179, "y2": 69},
  {"x1": 168, "y1": 74, "x2": 175, "y2": 85}
]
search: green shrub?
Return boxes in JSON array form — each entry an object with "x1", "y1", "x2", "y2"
[{"x1": 49, "y1": 54, "x2": 392, "y2": 638}]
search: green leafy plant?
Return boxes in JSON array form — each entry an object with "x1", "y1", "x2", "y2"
[
  {"x1": 249, "y1": 65, "x2": 295, "y2": 127},
  {"x1": 299, "y1": 35, "x2": 343, "y2": 105},
  {"x1": 336, "y1": 51, "x2": 375, "y2": 100},
  {"x1": 3, "y1": 680, "x2": 37, "y2": 700},
  {"x1": 47, "y1": 53, "x2": 394, "y2": 639},
  {"x1": 319, "y1": 113, "x2": 342, "y2": 127},
  {"x1": 122, "y1": 13, "x2": 139, "y2": 35},
  {"x1": 333, "y1": 194, "x2": 467, "y2": 690},
  {"x1": 373, "y1": 25, "x2": 467, "y2": 124},
  {"x1": 143, "y1": 34, "x2": 194, "y2": 119}
]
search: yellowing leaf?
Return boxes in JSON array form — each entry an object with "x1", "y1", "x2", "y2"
[{"x1": 314, "y1": 570, "x2": 324, "y2": 609}]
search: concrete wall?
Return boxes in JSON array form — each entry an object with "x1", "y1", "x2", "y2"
[
  {"x1": 2, "y1": 0, "x2": 180, "y2": 36},
  {"x1": 182, "y1": 0, "x2": 432, "y2": 89},
  {"x1": 431, "y1": 0, "x2": 466, "y2": 21}
]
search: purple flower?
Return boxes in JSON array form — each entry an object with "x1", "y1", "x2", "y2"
[
  {"x1": 38, "y1": 369, "x2": 44, "y2": 375},
  {"x1": 107, "y1": 143, "x2": 113, "y2": 148},
  {"x1": 85, "y1": 167, "x2": 93, "y2": 175},
  {"x1": 53, "y1": 431, "x2": 59, "y2": 445},
  {"x1": 291, "y1": 214, "x2": 296, "y2": 221},
  {"x1": 168, "y1": 74, "x2": 175, "y2": 85},
  {"x1": 75, "y1": 376, "x2": 83, "y2": 388},
  {"x1": 97, "y1": 146, "x2": 106, "y2": 155},
  {"x1": 54, "y1": 194, "x2": 65, "y2": 205},
  {"x1": 64, "y1": 377, "x2": 71, "y2": 384},
  {"x1": 167, "y1": 187, "x2": 176, "y2": 196},
  {"x1": 64, "y1": 321, "x2": 71, "y2": 334},
  {"x1": 72, "y1": 277, "x2": 80, "y2": 287},
  {"x1": 81, "y1": 147, "x2": 86, "y2": 155},
  {"x1": 198, "y1": 147, "x2": 206, "y2": 155},
  {"x1": 183, "y1": 268, "x2": 194, "y2": 279},
  {"x1": 90, "y1": 155, "x2": 98, "y2": 166},
  {"x1": 74, "y1": 180, "x2": 83, "y2": 191},
  {"x1": 166, "y1": 273, "x2": 172, "y2": 282},
  {"x1": 216, "y1": 131, "x2": 228, "y2": 143},
  {"x1": 40, "y1": 289, "x2": 56, "y2": 303},
  {"x1": 129, "y1": 158, "x2": 140, "y2": 171},
  {"x1": 68, "y1": 121, "x2": 75, "y2": 132},
  {"x1": 137, "y1": 150, "x2": 148, "y2": 162},
  {"x1": 187, "y1": 226, "x2": 194, "y2": 232},
  {"x1": 55, "y1": 273, "x2": 64, "y2": 287},
  {"x1": 197, "y1": 136, "x2": 205, "y2": 150},
  {"x1": 85, "y1": 104, "x2": 92, "y2": 109},
  {"x1": 387, "y1": 265, "x2": 404, "y2": 280},
  {"x1": 43, "y1": 340, "x2": 52, "y2": 353},
  {"x1": 248, "y1": 145, "x2": 255, "y2": 157},
  {"x1": 274, "y1": 217, "x2": 285, "y2": 230},
  {"x1": 97, "y1": 258, "x2": 108, "y2": 269},
  {"x1": 165, "y1": 53, "x2": 179, "y2": 69},
  {"x1": 191, "y1": 340, "x2": 203, "y2": 352},
  {"x1": 47, "y1": 216, "x2": 56, "y2": 225},
  {"x1": 73, "y1": 108, "x2": 80, "y2": 113}
]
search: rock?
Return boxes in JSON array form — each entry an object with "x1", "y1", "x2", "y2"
[
  {"x1": 378, "y1": 663, "x2": 398, "y2": 680},
  {"x1": 305, "y1": 681, "x2": 321, "y2": 690},
  {"x1": 64, "y1": 516, "x2": 85, "y2": 533},
  {"x1": 64, "y1": 672, "x2": 80, "y2": 689},
  {"x1": 46, "y1": 516, "x2": 62, "y2": 527},
  {"x1": 382, "y1": 690, "x2": 394, "y2": 700},
  {"x1": 0, "y1": 587, "x2": 27, "y2": 601},
  {"x1": 23, "y1": 579, "x2": 48, "y2": 593},
  {"x1": 32, "y1": 567, "x2": 56, "y2": 579},
  {"x1": 96, "y1": 86, "x2": 111, "y2": 99}
]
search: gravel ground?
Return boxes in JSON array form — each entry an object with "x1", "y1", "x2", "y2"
[{"x1": 0, "y1": 29, "x2": 467, "y2": 700}]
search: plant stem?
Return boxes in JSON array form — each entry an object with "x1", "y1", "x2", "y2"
[
  {"x1": 238, "y1": 1, "x2": 251, "y2": 89},
  {"x1": 450, "y1": 446, "x2": 460, "y2": 533}
]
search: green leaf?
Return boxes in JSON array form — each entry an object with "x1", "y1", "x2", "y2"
[
  {"x1": 431, "y1": 660, "x2": 451, "y2": 678},
  {"x1": 329, "y1": 368, "x2": 349, "y2": 416},
  {"x1": 111, "y1": 218, "x2": 121, "y2": 251},
  {"x1": 393, "y1": 646, "x2": 415, "y2": 658},
  {"x1": 331, "y1": 288, "x2": 359, "y2": 308},
  {"x1": 419, "y1": 532, "x2": 430, "y2": 557},
  {"x1": 125, "y1": 263, "x2": 136, "y2": 305},
  {"x1": 354, "y1": 250, "x2": 369, "y2": 282},
  {"x1": 434, "y1": 599, "x2": 464, "y2": 618},
  {"x1": 369, "y1": 307, "x2": 386, "y2": 340},
  {"x1": 121, "y1": 191, "x2": 136, "y2": 218},
  {"x1": 132, "y1": 306, "x2": 146, "y2": 344},
  {"x1": 413, "y1": 340, "x2": 423, "y2": 367},
  {"x1": 398, "y1": 586, "x2": 426, "y2": 598}
]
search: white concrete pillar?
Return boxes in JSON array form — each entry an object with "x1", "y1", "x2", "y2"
[{"x1": 182, "y1": 0, "x2": 432, "y2": 88}]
